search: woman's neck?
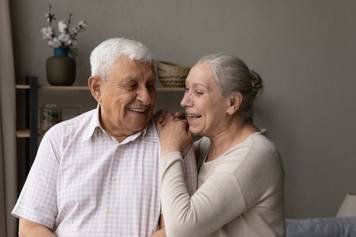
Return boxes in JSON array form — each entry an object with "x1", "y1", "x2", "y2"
[{"x1": 207, "y1": 119, "x2": 258, "y2": 161}]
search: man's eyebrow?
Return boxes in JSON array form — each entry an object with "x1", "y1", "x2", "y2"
[{"x1": 120, "y1": 78, "x2": 137, "y2": 83}]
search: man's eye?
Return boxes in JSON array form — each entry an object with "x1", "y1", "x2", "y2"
[
  {"x1": 195, "y1": 90, "x2": 204, "y2": 95},
  {"x1": 147, "y1": 84, "x2": 155, "y2": 90},
  {"x1": 126, "y1": 84, "x2": 137, "y2": 89}
]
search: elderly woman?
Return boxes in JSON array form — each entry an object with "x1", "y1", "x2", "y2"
[{"x1": 155, "y1": 54, "x2": 285, "y2": 237}]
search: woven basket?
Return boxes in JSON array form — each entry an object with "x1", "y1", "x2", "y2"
[{"x1": 156, "y1": 61, "x2": 190, "y2": 87}]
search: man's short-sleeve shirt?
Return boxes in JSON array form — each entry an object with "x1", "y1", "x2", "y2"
[{"x1": 12, "y1": 107, "x2": 197, "y2": 237}]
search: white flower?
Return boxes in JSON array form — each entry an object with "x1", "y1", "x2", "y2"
[
  {"x1": 41, "y1": 5, "x2": 87, "y2": 51},
  {"x1": 70, "y1": 20, "x2": 87, "y2": 36},
  {"x1": 77, "y1": 20, "x2": 87, "y2": 29},
  {"x1": 40, "y1": 26, "x2": 54, "y2": 40},
  {"x1": 58, "y1": 33, "x2": 70, "y2": 43},
  {"x1": 44, "y1": 13, "x2": 55, "y2": 23},
  {"x1": 48, "y1": 38, "x2": 61, "y2": 48},
  {"x1": 58, "y1": 20, "x2": 68, "y2": 33}
]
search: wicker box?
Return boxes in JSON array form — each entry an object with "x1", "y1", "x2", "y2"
[{"x1": 156, "y1": 61, "x2": 190, "y2": 88}]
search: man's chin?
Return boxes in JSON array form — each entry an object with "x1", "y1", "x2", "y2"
[
  {"x1": 125, "y1": 113, "x2": 152, "y2": 132},
  {"x1": 129, "y1": 121, "x2": 150, "y2": 132}
]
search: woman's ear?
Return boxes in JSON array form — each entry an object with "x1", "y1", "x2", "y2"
[
  {"x1": 88, "y1": 76, "x2": 103, "y2": 103},
  {"x1": 226, "y1": 92, "x2": 243, "y2": 115}
]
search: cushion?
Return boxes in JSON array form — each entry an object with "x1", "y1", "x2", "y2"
[{"x1": 286, "y1": 217, "x2": 356, "y2": 237}]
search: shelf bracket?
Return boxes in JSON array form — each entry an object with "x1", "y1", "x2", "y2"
[{"x1": 27, "y1": 76, "x2": 38, "y2": 170}]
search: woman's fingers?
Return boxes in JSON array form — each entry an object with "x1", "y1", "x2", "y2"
[
  {"x1": 154, "y1": 110, "x2": 176, "y2": 129},
  {"x1": 153, "y1": 110, "x2": 163, "y2": 127},
  {"x1": 174, "y1": 111, "x2": 186, "y2": 120},
  {"x1": 159, "y1": 119, "x2": 192, "y2": 154},
  {"x1": 161, "y1": 111, "x2": 175, "y2": 126}
]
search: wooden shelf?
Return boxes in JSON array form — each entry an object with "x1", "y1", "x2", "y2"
[
  {"x1": 16, "y1": 129, "x2": 30, "y2": 138},
  {"x1": 40, "y1": 85, "x2": 184, "y2": 91},
  {"x1": 17, "y1": 83, "x2": 184, "y2": 91},
  {"x1": 15, "y1": 83, "x2": 183, "y2": 139},
  {"x1": 41, "y1": 86, "x2": 89, "y2": 90},
  {"x1": 157, "y1": 87, "x2": 184, "y2": 91},
  {"x1": 16, "y1": 85, "x2": 31, "y2": 90}
]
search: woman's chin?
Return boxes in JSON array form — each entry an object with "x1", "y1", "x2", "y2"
[{"x1": 188, "y1": 126, "x2": 202, "y2": 136}]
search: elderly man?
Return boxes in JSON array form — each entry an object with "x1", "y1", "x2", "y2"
[{"x1": 12, "y1": 38, "x2": 196, "y2": 237}]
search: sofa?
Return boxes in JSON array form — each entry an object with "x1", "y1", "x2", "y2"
[{"x1": 286, "y1": 217, "x2": 356, "y2": 237}]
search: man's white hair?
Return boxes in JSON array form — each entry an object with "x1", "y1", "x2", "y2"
[{"x1": 90, "y1": 38, "x2": 152, "y2": 80}]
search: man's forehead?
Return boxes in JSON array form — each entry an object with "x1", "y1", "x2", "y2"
[
  {"x1": 113, "y1": 55, "x2": 152, "y2": 67},
  {"x1": 107, "y1": 64, "x2": 154, "y2": 85},
  {"x1": 110, "y1": 56, "x2": 154, "y2": 73}
]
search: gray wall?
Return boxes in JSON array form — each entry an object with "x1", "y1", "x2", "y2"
[{"x1": 10, "y1": 0, "x2": 356, "y2": 218}]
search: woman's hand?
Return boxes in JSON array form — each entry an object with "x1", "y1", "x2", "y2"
[
  {"x1": 154, "y1": 110, "x2": 175, "y2": 132},
  {"x1": 159, "y1": 116, "x2": 192, "y2": 155},
  {"x1": 150, "y1": 228, "x2": 166, "y2": 237},
  {"x1": 150, "y1": 215, "x2": 166, "y2": 237}
]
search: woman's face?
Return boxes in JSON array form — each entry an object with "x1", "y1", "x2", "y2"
[{"x1": 180, "y1": 62, "x2": 230, "y2": 136}]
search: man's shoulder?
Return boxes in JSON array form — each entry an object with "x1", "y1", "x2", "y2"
[
  {"x1": 193, "y1": 137, "x2": 210, "y2": 152},
  {"x1": 193, "y1": 137, "x2": 210, "y2": 166},
  {"x1": 45, "y1": 109, "x2": 96, "y2": 138},
  {"x1": 141, "y1": 121, "x2": 159, "y2": 143}
]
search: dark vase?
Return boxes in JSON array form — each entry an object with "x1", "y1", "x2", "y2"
[{"x1": 46, "y1": 47, "x2": 76, "y2": 86}]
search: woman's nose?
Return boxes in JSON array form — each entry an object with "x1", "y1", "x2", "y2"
[{"x1": 180, "y1": 92, "x2": 191, "y2": 108}]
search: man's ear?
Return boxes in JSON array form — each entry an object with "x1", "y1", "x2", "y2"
[
  {"x1": 226, "y1": 92, "x2": 243, "y2": 115},
  {"x1": 88, "y1": 76, "x2": 103, "y2": 103}
]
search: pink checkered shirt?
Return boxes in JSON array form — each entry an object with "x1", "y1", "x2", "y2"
[{"x1": 12, "y1": 107, "x2": 197, "y2": 237}]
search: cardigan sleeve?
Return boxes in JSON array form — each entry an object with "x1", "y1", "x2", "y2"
[{"x1": 160, "y1": 152, "x2": 246, "y2": 237}]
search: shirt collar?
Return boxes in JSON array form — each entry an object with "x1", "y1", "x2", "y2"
[
  {"x1": 114, "y1": 121, "x2": 152, "y2": 145},
  {"x1": 82, "y1": 104, "x2": 152, "y2": 143},
  {"x1": 81, "y1": 104, "x2": 103, "y2": 141}
]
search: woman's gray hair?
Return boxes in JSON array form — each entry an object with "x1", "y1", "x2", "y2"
[
  {"x1": 90, "y1": 38, "x2": 152, "y2": 80},
  {"x1": 198, "y1": 53, "x2": 263, "y2": 122}
]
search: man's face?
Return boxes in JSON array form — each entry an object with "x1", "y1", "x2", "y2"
[{"x1": 97, "y1": 56, "x2": 156, "y2": 138}]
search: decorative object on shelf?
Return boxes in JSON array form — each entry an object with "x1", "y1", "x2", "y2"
[
  {"x1": 46, "y1": 47, "x2": 76, "y2": 85},
  {"x1": 156, "y1": 61, "x2": 190, "y2": 88},
  {"x1": 40, "y1": 104, "x2": 62, "y2": 133},
  {"x1": 336, "y1": 192, "x2": 356, "y2": 217},
  {"x1": 41, "y1": 5, "x2": 87, "y2": 86},
  {"x1": 61, "y1": 106, "x2": 81, "y2": 121}
]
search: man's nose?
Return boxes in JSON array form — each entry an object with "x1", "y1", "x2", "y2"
[{"x1": 137, "y1": 86, "x2": 154, "y2": 105}]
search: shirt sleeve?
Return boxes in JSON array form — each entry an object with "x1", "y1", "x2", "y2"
[
  {"x1": 12, "y1": 130, "x2": 60, "y2": 229},
  {"x1": 160, "y1": 152, "x2": 246, "y2": 237},
  {"x1": 182, "y1": 146, "x2": 198, "y2": 195}
]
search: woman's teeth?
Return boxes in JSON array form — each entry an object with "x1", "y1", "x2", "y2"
[{"x1": 186, "y1": 113, "x2": 201, "y2": 118}]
